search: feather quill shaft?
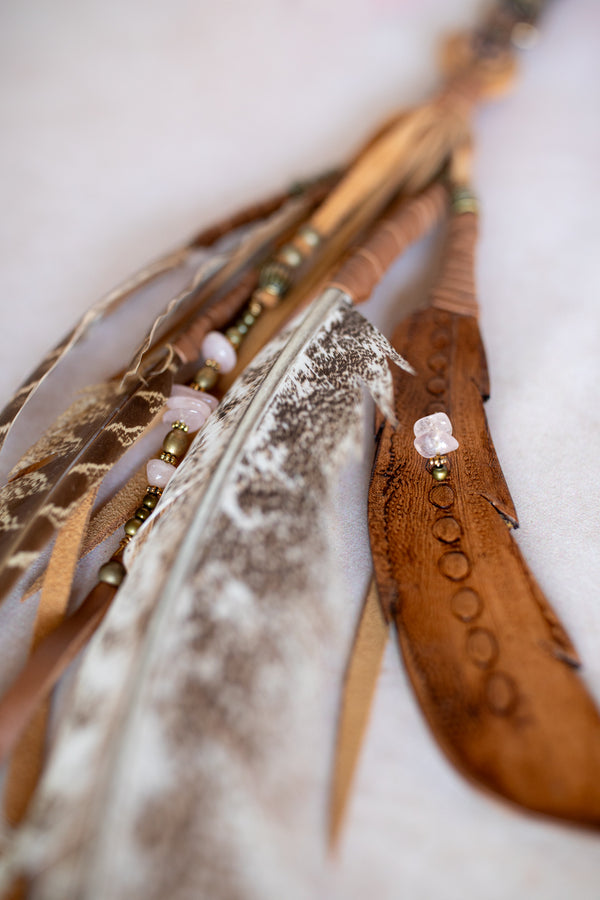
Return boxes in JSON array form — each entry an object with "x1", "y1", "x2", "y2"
[{"x1": 5, "y1": 290, "x2": 411, "y2": 898}]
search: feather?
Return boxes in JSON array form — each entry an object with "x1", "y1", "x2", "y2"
[
  {"x1": 0, "y1": 182, "x2": 331, "y2": 603},
  {"x1": 2, "y1": 289, "x2": 411, "y2": 898},
  {"x1": 368, "y1": 209, "x2": 600, "y2": 829}
]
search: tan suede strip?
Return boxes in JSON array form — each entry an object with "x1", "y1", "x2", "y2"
[
  {"x1": 329, "y1": 579, "x2": 389, "y2": 847},
  {"x1": 3, "y1": 488, "x2": 98, "y2": 826}
]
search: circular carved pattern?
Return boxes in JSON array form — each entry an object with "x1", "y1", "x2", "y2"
[
  {"x1": 451, "y1": 588, "x2": 482, "y2": 622},
  {"x1": 432, "y1": 516, "x2": 461, "y2": 543},
  {"x1": 431, "y1": 330, "x2": 450, "y2": 350},
  {"x1": 438, "y1": 550, "x2": 470, "y2": 581},
  {"x1": 427, "y1": 353, "x2": 448, "y2": 373},
  {"x1": 427, "y1": 376, "x2": 447, "y2": 396},
  {"x1": 433, "y1": 309, "x2": 451, "y2": 326},
  {"x1": 485, "y1": 671, "x2": 518, "y2": 716},
  {"x1": 466, "y1": 627, "x2": 499, "y2": 669},
  {"x1": 429, "y1": 484, "x2": 454, "y2": 509},
  {"x1": 426, "y1": 400, "x2": 448, "y2": 415}
]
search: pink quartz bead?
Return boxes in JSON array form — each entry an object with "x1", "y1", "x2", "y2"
[
  {"x1": 171, "y1": 384, "x2": 219, "y2": 409},
  {"x1": 167, "y1": 395, "x2": 212, "y2": 417},
  {"x1": 147, "y1": 458, "x2": 177, "y2": 488},
  {"x1": 413, "y1": 412, "x2": 453, "y2": 437},
  {"x1": 201, "y1": 331, "x2": 237, "y2": 373},
  {"x1": 414, "y1": 431, "x2": 459, "y2": 458},
  {"x1": 162, "y1": 407, "x2": 207, "y2": 432}
]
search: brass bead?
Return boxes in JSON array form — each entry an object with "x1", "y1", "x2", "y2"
[
  {"x1": 146, "y1": 485, "x2": 163, "y2": 496},
  {"x1": 278, "y1": 244, "x2": 303, "y2": 268},
  {"x1": 142, "y1": 492, "x2": 159, "y2": 510},
  {"x1": 159, "y1": 451, "x2": 178, "y2": 465},
  {"x1": 451, "y1": 187, "x2": 478, "y2": 215},
  {"x1": 431, "y1": 464, "x2": 449, "y2": 482},
  {"x1": 235, "y1": 320, "x2": 249, "y2": 336},
  {"x1": 134, "y1": 506, "x2": 151, "y2": 521},
  {"x1": 297, "y1": 225, "x2": 321, "y2": 248},
  {"x1": 124, "y1": 517, "x2": 143, "y2": 536},
  {"x1": 248, "y1": 300, "x2": 263, "y2": 318},
  {"x1": 242, "y1": 311, "x2": 256, "y2": 328},
  {"x1": 98, "y1": 559, "x2": 126, "y2": 586},
  {"x1": 204, "y1": 358, "x2": 220, "y2": 370},
  {"x1": 171, "y1": 420, "x2": 188, "y2": 432},
  {"x1": 162, "y1": 428, "x2": 189, "y2": 457},
  {"x1": 192, "y1": 365, "x2": 219, "y2": 391},
  {"x1": 225, "y1": 327, "x2": 243, "y2": 348}
]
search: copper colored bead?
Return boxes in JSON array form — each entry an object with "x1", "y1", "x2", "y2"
[
  {"x1": 98, "y1": 559, "x2": 126, "y2": 587},
  {"x1": 162, "y1": 428, "x2": 189, "y2": 457}
]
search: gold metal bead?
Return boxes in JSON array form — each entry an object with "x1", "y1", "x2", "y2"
[
  {"x1": 146, "y1": 485, "x2": 163, "y2": 496},
  {"x1": 162, "y1": 428, "x2": 189, "y2": 457},
  {"x1": 204, "y1": 358, "x2": 220, "y2": 371},
  {"x1": 278, "y1": 244, "x2": 303, "y2": 268},
  {"x1": 117, "y1": 536, "x2": 132, "y2": 554},
  {"x1": 431, "y1": 464, "x2": 450, "y2": 481},
  {"x1": 134, "y1": 506, "x2": 151, "y2": 522},
  {"x1": 98, "y1": 559, "x2": 126, "y2": 586},
  {"x1": 159, "y1": 451, "x2": 178, "y2": 465},
  {"x1": 235, "y1": 320, "x2": 249, "y2": 336},
  {"x1": 124, "y1": 517, "x2": 143, "y2": 536},
  {"x1": 242, "y1": 311, "x2": 256, "y2": 328},
  {"x1": 142, "y1": 492, "x2": 159, "y2": 510},
  {"x1": 192, "y1": 365, "x2": 219, "y2": 391},
  {"x1": 248, "y1": 300, "x2": 263, "y2": 319},
  {"x1": 171, "y1": 420, "x2": 188, "y2": 432},
  {"x1": 297, "y1": 225, "x2": 321, "y2": 248},
  {"x1": 225, "y1": 326, "x2": 243, "y2": 348}
]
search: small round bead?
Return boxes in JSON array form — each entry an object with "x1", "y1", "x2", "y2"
[
  {"x1": 147, "y1": 458, "x2": 177, "y2": 489},
  {"x1": 278, "y1": 244, "x2": 303, "y2": 268},
  {"x1": 248, "y1": 300, "x2": 263, "y2": 319},
  {"x1": 431, "y1": 464, "x2": 449, "y2": 482},
  {"x1": 134, "y1": 506, "x2": 151, "y2": 521},
  {"x1": 225, "y1": 327, "x2": 243, "y2": 348},
  {"x1": 124, "y1": 517, "x2": 143, "y2": 537},
  {"x1": 242, "y1": 311, "x2": 256, "y2": 327},
  {"x1": 162, "y1": 428, "x2": 189, "y2": 457},
  {"x1": 236, "y1": 320, "x2": 249, "y2": 336},
  {"x1": 297, "y1": 225, "x2": 321, "y2": 248},
  {"x1": 142, "y1": 492, "x2": 159, "y2": 510},
  {"x1": 201, "y1": 331, "x2": 237, "y2": 374},
  {"x1": 98, "y1": 559, "x2": 126, "y2": 586},
  {"x1": 192, "y1": 365, "x2": 219, "y2": 391}
]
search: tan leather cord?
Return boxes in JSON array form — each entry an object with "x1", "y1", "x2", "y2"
[
  {"x1": 2, "y1": 488, "x2": 99, "y2": 826},
  {"x1": 0, "y1": 582, "x2": 116, "y2": 772},
  {"x1": 173, "y1": 269, "x2": 259, "y2": 365},
  {"x1": 430, "y1": 211, "x2": 479, "y2": 317},
  {"x1": 329, "y1": 182, "x2": 448, "y2": 303}
]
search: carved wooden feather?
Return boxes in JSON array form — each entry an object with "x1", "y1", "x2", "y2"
[
  {"x1": 1, "y1": 290, "x2": 410, "y2": 898},
  {"x1": 368, "y1": 211, "x2": 600, "y2": 828}
]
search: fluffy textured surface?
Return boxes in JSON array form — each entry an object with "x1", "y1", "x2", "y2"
[{"x1": 5, "y1": 293, "x2": 409, "y2": 899}]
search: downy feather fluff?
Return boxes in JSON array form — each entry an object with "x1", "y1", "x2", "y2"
[{"x1": 3, "y1": 289, "x2": 410, "y2": 900}]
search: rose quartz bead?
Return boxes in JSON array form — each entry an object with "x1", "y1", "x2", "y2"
[
  {"x1": 162, "y1": 407, "x2": 207, "y2": 432},
  {"x1": 201, "y1": 331, "x2": 237, "y2": 373},
  {"x1": 171, "y1": 384, "x2": 219, "y2": 409},
  {"x1": 147, "y1": 458, "x2": 177, "y2": 488},
  {"x1": 167, "y1": 395, "x2": 212, "y2": 417},
  {"x1": 414, "y1": 431, "x2": 459, "y2": 458},
  {"x1": 413, "y1": 412, "x2": 453, "y2": 437}
]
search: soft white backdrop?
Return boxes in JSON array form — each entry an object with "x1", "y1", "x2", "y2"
[{"x1": 1, "y1": 1, "x2": 599, "y2": 897}]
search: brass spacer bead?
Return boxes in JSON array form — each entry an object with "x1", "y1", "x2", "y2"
[
  {"x1": 247, "y1": 300, "x2": 263, "y2": 319},
  {"x1": 171, "y1": 420, "x2": 188, "y2": 432},
  {"x1": 117, "y1": 536, "x2": 132, "y2": 553},
  {"x1": 191, "y1": 365, "x2": 219, "y2": 392},
  {"x1": 162, "y1": 428, "x2": 189, "y2": 457},
  {"x1": 204, "y1": 358, "x2": 220, "y2": 371},
  {"x1": 124, "y1": 517, "x2": 143, "y2": 537},
  {"x1": 134, "y1": 506, "x2": 151, "y2": 522},
  {"x1": 225, "y1": 326, "x2": 243, "y2": 348},
  {"x1": 98, "y1": 559, "x2": 127, "y2": 587},
  {"x1": 159, "y1": 451, "x2": 178, "y2": 465},
  {"x1": 142, "y1": 492, "x2": 159, "y2": 510},
  {"x1": 146, "y1": 485, "x2": 163, "y2": 496}
]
